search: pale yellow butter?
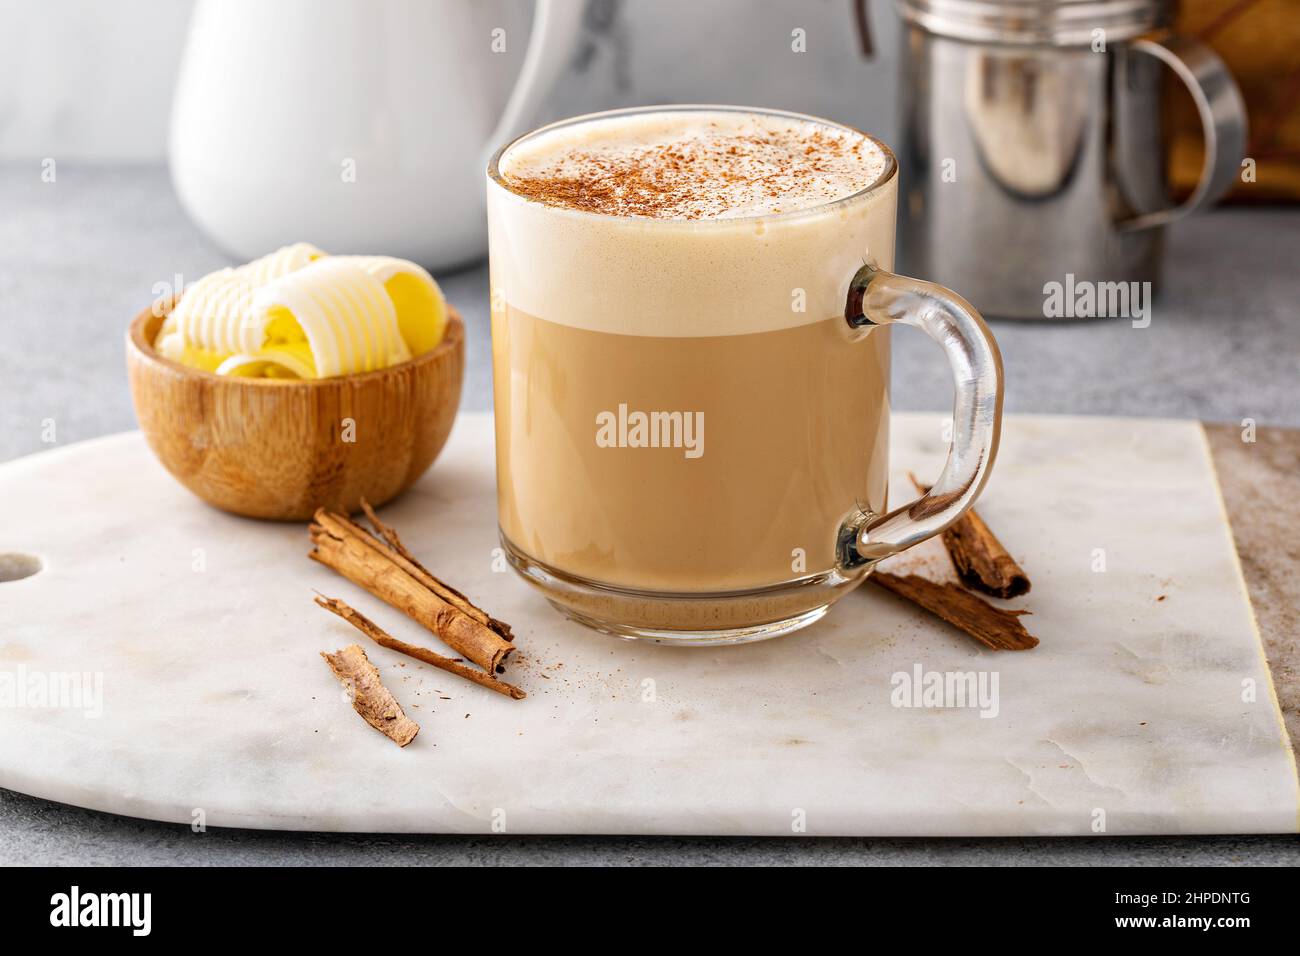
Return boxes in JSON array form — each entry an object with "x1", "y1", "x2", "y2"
[
  {"x1": 249, "y1": 259, "x2": 410, "y2": 378},
  {"x1": 157, "y1": 243, "x2": 447, "y2": 380},
  {"x1": 167, "y1": 242, "x2": 325, "y2": 355}
]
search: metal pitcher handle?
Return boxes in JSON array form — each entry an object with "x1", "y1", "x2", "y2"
[{"x1": 1121, "y1": 34, "x2": 1249, "y2": 232}]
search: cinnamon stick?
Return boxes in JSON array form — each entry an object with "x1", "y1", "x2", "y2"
[
  {"x1": 309, "y1": 508, "x2": 514, "y2": 674},
  {"x1": 320, "y1": 644, "x2": 420, "y2": 747},
  {"x1": 871, "y1": 572, "x2": 1038, "y2": 650},
  {"x1": 359, "y1": 499, "x2": 513, "y2": 641},
  {"x1": 909, "y1": 474, "x2": 1030, "y2": 599},
  {"x1": 316, "y1": 596, "x2": 526, "y2": 700}
]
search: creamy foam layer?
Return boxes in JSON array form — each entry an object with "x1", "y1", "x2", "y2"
[
  {"x1": 488, "y1": 110, "x2": 898, "y2": 337},
  {"x1": 498, "y1": 110, "x2": 887, "y2": 221}
]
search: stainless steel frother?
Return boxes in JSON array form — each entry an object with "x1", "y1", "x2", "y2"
[{"x1": 895, "y1": 0, "x2": 1248, "y2": 318}]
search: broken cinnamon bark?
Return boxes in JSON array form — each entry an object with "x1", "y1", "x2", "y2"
[
  {"x1": 309, "y1": 508, "x2": 514, "y2": 674},
  {"x1": 316, "y1": 595, "x2": 526, "y2": 700},
  {"x1": 910, "y1": 474, "x2": 1030, "y2": 599},
  {"x1": 870, "y1": 572, "x2": 1038, "y2": 650},
  {"x1": 320, "y1": 644, "x2": 420, "y2": 747}
]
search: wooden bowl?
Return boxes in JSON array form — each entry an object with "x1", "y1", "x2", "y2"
[{"x1": 126, "y1": 304, "x2": 464, "y2": 521}]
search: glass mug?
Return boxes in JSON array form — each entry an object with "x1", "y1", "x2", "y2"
[{"x1": 487, "y1": 105, "x2": 1003, "y2": 644}]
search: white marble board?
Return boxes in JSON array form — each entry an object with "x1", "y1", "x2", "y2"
[{"x1": 0, "y1": 413, "x2": 1295, "y2": 835}]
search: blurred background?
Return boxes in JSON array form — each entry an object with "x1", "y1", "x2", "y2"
[
  {"x1": 0, "y1": 0, "x2": 897, "y2": 162},
  {"x1": 1, "y1": 0, "x2": 1297, "y2": 462}
]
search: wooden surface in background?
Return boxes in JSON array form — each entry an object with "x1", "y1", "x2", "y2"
[
  {"x1": 1205, "y1": 421, "x2": 1300, "y2": 762},
  {"x1": 1168, "y1": 0, "x2": 1300, "y2": 203}
]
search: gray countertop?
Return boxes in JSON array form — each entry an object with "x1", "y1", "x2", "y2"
[{"x1": 1, "y1": 164, "x2": 1297, "y2": 865}]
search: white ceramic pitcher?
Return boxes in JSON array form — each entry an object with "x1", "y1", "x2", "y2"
[{"x1": 169, "y1": 0, "x2": 582, "y2": 269}]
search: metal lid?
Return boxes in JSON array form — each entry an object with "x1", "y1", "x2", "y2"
[{"x1": 896, "y1": 0, "x2": 1172, "y2": 46}]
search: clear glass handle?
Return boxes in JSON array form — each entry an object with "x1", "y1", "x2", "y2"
[{"x1": 840, "y1": 264, "x2": 1004, "y2": 565}]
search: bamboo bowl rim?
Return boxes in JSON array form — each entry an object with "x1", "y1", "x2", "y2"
[{"x1": 127, "y1": 301, "x2": 465, "y2": 389}]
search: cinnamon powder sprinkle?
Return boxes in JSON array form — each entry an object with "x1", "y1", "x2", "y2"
[{"x1": 499, "y1": 116, "x2": 884, "y2": 221}]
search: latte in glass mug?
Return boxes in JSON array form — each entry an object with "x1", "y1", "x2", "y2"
[{"x1": 487, "y1": 106, "x2": 1002, "y2": 644}]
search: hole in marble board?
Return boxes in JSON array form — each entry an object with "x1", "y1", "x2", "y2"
[{"x1": 0, "y1": 553, "x2": 43, "y2": 583}]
